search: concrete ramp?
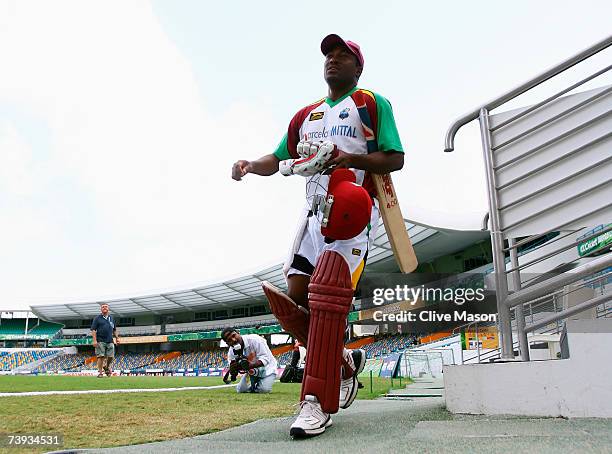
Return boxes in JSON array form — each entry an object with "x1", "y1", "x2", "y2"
[
  {"x1": 86, "y1": 397, "x2": 612, "y2": 453},
  {"x1": 91, "y1": 399, "x2": 444, "y2": 453},
  {"x1": 385, "y1": 376, "x2": 445, "y2": 398}
]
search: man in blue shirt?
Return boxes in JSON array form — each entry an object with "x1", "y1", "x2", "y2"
[{"x1": 91, "y1": 304, "x2": 120, "y2": 377}]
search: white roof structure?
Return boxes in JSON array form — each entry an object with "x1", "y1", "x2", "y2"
[{"x1": 30, "y1": 219, "x2": 489, "y2": 321}]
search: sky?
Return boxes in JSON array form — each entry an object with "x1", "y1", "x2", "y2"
[{"x1": 1, "y1": 0, "x2": 610, "y2": 311}]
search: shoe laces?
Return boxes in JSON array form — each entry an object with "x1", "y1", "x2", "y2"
[{"x1": 299, "y1": 396, "x2": 320, "y2": 418}]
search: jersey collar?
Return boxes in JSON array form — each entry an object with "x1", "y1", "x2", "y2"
[{"x1": 325, "y1": 86, "x2": 359, "y2": 108}]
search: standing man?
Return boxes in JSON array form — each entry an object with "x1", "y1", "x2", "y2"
[
  {"x1": 222, "y1": 328, "x2": 278, "y2": 393},
  {"x1": 232, "y1": 34, "x2": 404, "y2": 437},
  {"x1": 91, "y1": 304, "x2": 120, "y2": 378}
]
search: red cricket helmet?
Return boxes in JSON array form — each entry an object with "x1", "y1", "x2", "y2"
[{"x1": 321, "y1": 169, "x2": 373, "y2": 241}]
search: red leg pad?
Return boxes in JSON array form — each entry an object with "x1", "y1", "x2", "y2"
[
  {"x1": 262, "y1": 281, "x2": 309, "y2": 345},
  {"x1": 301, "y1": 251, "x2": 353, "y2": 414}
]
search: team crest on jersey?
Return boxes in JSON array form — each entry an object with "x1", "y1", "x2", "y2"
[
  {"x1": 309, "y1": 112, "x2": 325, "y2": 121},
  {"x1": 339, "y1": 108, "x2": 350, "y2": 120}
]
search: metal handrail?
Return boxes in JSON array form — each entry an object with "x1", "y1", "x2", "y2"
[
  {"x1": 498, "y1": 156, "x2": 612, "y2": 212},
  {"x1": 493, "y1": 110, "x2": 612, "y2": 171},
  {"x1": 497, "y1": 132, "x2": 612, "y2": 192},
  {"x1": 525, "y1": 292, "x2": 612, "y2": 332},
  {"x1": 463, "y1": 275, "x2": 609, "y2": 363},
  {"x1": 414, "y1": 332, "x2": 461, "y2": 346},
  {"x1": 451, "y1": 320, "x2": 478, "y2": 335},
  {"x1": 463, "y1": 338, "x2": 519, "y2": 364},
  {"x1": 463, "y1": 322, "x2": 562, "y2": 364},
  {"x1": 522, "y1": 272, "x2": 611, "y2": 308},
  {"x1": 490, "y1": 64, "x2": 612, "y2": 132},
  {"x1": 503, "y1": 229, "x2": 575, "y2": 253},
  {"x1": 444, "y1": 35, "x2": 612, "y2": 152},
  {"x1": 491, "y1": 90, "x2": 612, "y2": 152},
  {"x1": 504, "y1": 227, "x2": 612, "y2": 275},
  {"x1": 597, "y1": 306, "x2": 612, "y2": 318},
  {"x1": 505, "y1": 253, "x2": 612, "y2": 308}
]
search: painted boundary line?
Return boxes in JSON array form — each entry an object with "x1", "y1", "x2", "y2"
[{"x1": 0, "y1": 383, "x2": 235, "y2": 397}]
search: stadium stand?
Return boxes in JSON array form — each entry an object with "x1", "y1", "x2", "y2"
[
  {"x1": 153, "y1": 351, "x2": 226, "y2": 370},
  {"x1": 14, "y1": 334, "x2": 420, "y2": 373},
  {"x1": 165, "y1": 315, "x2": 277, "y2": 334},
  {"x1": 34, "y1": 351, "x2": 226, "y2": 372},
  {"x1": 27, "y1": 321, "x2": 64, "y2": 336},
  {"x1": 0, "y1": 350, "x2": 59, "y2": 370},
  {"x1": 361, "y1": 334, "x2": 418, "y2": 359},
  {"x1": 0, "y1": 319, "x2": 28, "y2": 335},
  {"x1": 113, "y1": 352, "x2": 166, "y2": 370},
  {"x1": 61, "y1": 326, "x2": 161, "y2": 338},
  {"x1": 34, "y1": 353, "x2": 90, "y2": 372},
  {"x1": 0, "y1": 318, "x2": 63, "y2": 338}
]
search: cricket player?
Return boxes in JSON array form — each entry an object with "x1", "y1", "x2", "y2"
[{"x1": 232, "y1": 34, "x2": 404, "y2": 437}]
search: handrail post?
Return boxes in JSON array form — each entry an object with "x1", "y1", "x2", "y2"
[
  {"x1": 509, "y1": 238, "x2": 530, "y2": 361},
  {"x1": 479, "y1": 108, "x2": 514, "y2": 359},
  {"x1": 475, "y1": 323, "x2": 480, "y2": 363}
]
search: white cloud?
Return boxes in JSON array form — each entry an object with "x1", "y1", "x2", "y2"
[{"x1": 0, "y1": 1, "x2": 300, "y2": 308}]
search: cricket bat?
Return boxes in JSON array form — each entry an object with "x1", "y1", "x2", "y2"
[
  {"x1": 352, "y1": 89, "x2": 418, "y2": 273},
  {"x1": 372, "y1": 173, "x2": 418, "y2": 273}
]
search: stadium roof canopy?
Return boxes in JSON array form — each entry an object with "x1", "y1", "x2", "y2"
[{"x1": 30, "y1": 219, "x2": 489, "y2": 321}]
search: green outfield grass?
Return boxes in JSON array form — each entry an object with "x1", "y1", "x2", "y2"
[
  {"x1": 0, "y1": 375, "x2": 406, "y2": 452},
  {"x1": 0, "y1": 375, "x2": 224, "y2": 393}
]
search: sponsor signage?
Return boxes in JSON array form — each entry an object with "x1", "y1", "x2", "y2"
[
  {"x1": 379, "y1": 353, "x2": 402, "y2": 378},
  {"x1": 461, "y1": 327, "x2": 499, "y2": 350},
  {"x1": 51, "y1": 325, "x2": 285, "y2": 346},
  {"x1": 50, "y1": 338, "x2": 90, "y2": 346},
  {"x1": 0, "y1": 334, "x2": 50, "y2": 340},
  {"x1": 577, "y1": 225, "x2": 612, "y2": 257},
  {"x1": 50, "y1": 335, "x2": 169, "y2": 346},
  {"x1": 120, "y1": 335, "x2": 168, "y2": 344}
]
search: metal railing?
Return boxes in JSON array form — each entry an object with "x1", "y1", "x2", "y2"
[
  {"x1": 444, "y1": 35, "x2": 612, "y2": 152},
  {"x1": 444, "y1": 35, "x2": 612, "y2": 360},
  {"x1": 463, "y1": 301, "x2": 570, "y2": 364}
]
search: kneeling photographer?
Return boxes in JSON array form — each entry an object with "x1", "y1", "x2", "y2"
[{"x1": 221, "y1": 327, "x2": 278, "y2": 393}]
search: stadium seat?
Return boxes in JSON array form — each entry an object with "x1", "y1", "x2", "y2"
[{"x1": 0, "y1": 350, "x2": 60, "y2": 370}]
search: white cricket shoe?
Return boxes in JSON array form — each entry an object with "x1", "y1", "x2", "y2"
[
  {"x1": 339, "y1": 348, "x2": 366, "y2": 409},
  {"x1": 289, "y1": 395, "x2": 332, "y2": 438}
]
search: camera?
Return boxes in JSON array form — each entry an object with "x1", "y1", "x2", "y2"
[{"x1": 223, "y1": 344, "x2": 263, "y2": 384}]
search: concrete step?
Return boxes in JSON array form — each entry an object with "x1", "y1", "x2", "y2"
[
  {"x1": 406, "y1": 382, "x2": 444, "y2": 389},
  {"x1": 385, "y1": 375, "x2": 445, "y2": 398},
  {"x1": 385, "y1": 388, "x2": 444, "y2": 397}
]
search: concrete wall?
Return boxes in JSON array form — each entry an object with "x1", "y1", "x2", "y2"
[{"x1": 444, "y1": 319, "x2": 612, "y2": 417}]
